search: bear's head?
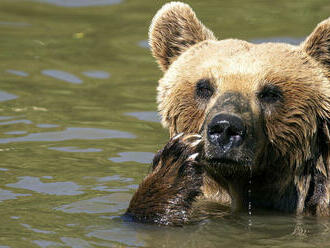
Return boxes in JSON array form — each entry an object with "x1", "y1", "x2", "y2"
[{"x1": 150, "y1": 2, "x2": 330, "y2": 212}]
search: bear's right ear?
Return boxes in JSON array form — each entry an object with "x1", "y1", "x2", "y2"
[
  {"x1": 302, "y1": 18, "x2": 330, "y2": 73},
  {"x1": 149, "y1": 2, "x2": 216, "y2": 72}
]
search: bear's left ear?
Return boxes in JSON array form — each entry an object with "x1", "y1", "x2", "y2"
[
  {"x1": 302, "y1": 18, "x2": 330, "y2": 73},
  {"x1": 149, "y1": 2, "x2": 216, "y2": 72}
]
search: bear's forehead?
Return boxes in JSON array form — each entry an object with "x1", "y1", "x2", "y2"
[
  {"x1": 161, "y1": 38, "x2": 327, "y2": 101},
  {"x1": 170, "y1": 39, "x2": 302, "y2": 79}
]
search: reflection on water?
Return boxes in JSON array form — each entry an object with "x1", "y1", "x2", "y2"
[
  {"x1": 87, "y1": 227, "x2": 146, "y2": 247},
  {"x1": 0, "y1": 116, "x2": 14, "y2": 120},
  {"x1": 82, "y1": 70, "x2": 110, "y2": 79},
  {"x1": 49, "y1": 146, "x2": 103, "y2": 153},
  {"x1": 0, "y1": 127, "x2": 135, "y2": 143},
  {"x1": 0, "y1": 0, "x2": 329, "y2": 247},
  {"x1": 0, "y1": 21, "x2": 31, "y2": 27},
  {"x1": 56, "y1": 193, "x2": 130, "y2": 214},
  {"x1": 36, "y1": 124, "x2": 59, "y2": 128},
  {"x1": 0, "y1": 189, "x2": 31, "y2": 202},
  {"x1": 95, "y1": 175, "x2": 133, "y2": 183},
  {"x1": 36, "y1": 0, "x2": 122, "y2": 7},
  {"x1": 21, "y1": 223, "x2": 55, "y2": 234},
  {"x1": 138, "y1": 40, "x2": 149, "y2": 49},
  {"x1": 0, "y1": 91, "x2": 18, "y2": 102},
  {"x1": 7, "y1": 176, "x2": 84, "y2": 195},
  {"x1": 109, "y1": 152, "x2": 154, "y2": 164},
  {"x1": 4, "y1": 131, "x2": 27, "y2": 135},
  {"x1": 6, "y1": 69, "x2": 29, "y2": 77},
  {"x1": 60, "y1": 237, "x2": 92, "y2": 248},
  {"x1": 0, "y1": 119, "x2": 32, "y2": 126},
  {"x1": 125, "y1": 111, "x2": 160, "y2": 123},
  {"x1": 33, "y1": 240, "x2": 62, "y2": 247},
  {"x1": 251, "y1": 37, "x2": 304, "y2": 45},
  {"x1": 42, "y1": 70, "x2": 83, "y2": 84}
]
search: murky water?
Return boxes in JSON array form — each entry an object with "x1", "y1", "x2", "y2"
[{"x1": 0, "y1": 0, "x2": 329, "y2": 247}]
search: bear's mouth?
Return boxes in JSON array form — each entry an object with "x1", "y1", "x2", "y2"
[
  {"x1": 203, "y1": 154, "x2": 251, "y2": 167},
  {"x1": 201, "y1": 140, "x2": 254, "y2": 167}
]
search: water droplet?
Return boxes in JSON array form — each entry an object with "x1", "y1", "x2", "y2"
[{"x1": 248, "y1": 166, "x2": 253, "y2": 228}]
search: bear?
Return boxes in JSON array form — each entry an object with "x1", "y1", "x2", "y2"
[{"x1": 125, "y1": 2, "x2": 330, "y2": 225}]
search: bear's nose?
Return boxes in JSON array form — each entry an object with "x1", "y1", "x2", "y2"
[{"x1": 207, "y1": 113, "x2": 246, "y2": 153}]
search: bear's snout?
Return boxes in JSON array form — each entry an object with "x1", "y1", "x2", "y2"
[
  {"x1": 207, "y1": 113, "x2": 246, "y2": 153},
  {"x1": 202, "y1": 92, "x2": 256, "y2": 166}
]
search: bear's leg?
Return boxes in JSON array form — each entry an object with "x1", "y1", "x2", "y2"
[{"x1": 125, "y1": 134, "x2": 204, "y2": 225}]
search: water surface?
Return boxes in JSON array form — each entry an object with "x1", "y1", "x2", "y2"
[{"x1": 0, "y1": 0, "x2": 329, "y2": 247}]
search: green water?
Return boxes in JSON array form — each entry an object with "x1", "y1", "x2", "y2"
[{"x1": 0, "y1": 0, "x2": 329, "y2": 247}]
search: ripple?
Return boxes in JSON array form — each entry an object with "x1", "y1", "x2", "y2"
[
  {"x1": 125, "y1": 111, "x2": 160, "y2": 123},
  {"x1": 96, "y1": 175, "x2": 133, "y2": 183},
  {"x1": 0, "y1": 119, "x2": 32, "y2": 126},
  {"x1": 56, "y1": 193, "x2": 130, "y2": 214},
  {"x1": 0, "y1": 168, "x2": 9, "y2": 171},
  {"x1": 41, "y1": 176, "x2": 53, "y2": 179},
  {"x1": 126, "y1": 184, "x2": 138, "y2": 189},
  {"x1": 33, "y1": 240, "x2": 62, "y2": 247},
  {"x1": 49, "y1": 146, "x2": 103, "y2": 153},
  {"x1": 0, "y1": 189, "x2": 31, "y2": 202},
  {"x1": 7, "y1": 176, "x2": 84, "y2": 195},
  {"x1": 87, "y1": 226, "x2": 146, "y2": 247},
  {"x1": 82, "y1": 70, "x2": 110, "y2": 79},
  {"x1": 0, "y1": 21, "x2": 31, "y2": 27},
  {"x1": 0, "y1": 116, "x2": 14, "y2": 120},
  {"x1": 37, "y1": 124, "x2": 59, "y2": 128},
  {"x1": 61, "y1": 237, "x2": 92, "y2": 248},
  {"x1": 250, "y1": 37, "x2": 304, "y2": 45},
  {"x1": 42, "y1": 69, "x2": 82, "y2": 84},
  {"x1": 0, "y1": 91, "x2": 18, "y2": 102},
  {"x1": 4, "y1": 131, "x2": 27, "y2": 135},
  {"x1": 36, "y1": 0, "x2": 122, "y2": 7},
  {"x1": 91, "y1": 186, "x2": 128, "y2": 192},
  {"x1": 6, "y1": 69, "x2": 29, "y2": 77},
  {"x1": 21, "y1": 223, "x2": 55, "y2": 234},
  {"x1": 0, "y1": 127, "x2": 135, "y2": 144},
  {"x1": 109, "y1": 152, "x2": 154, "y2": 164}
]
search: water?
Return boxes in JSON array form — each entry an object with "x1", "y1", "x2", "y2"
[
  {"x1": 248, "y1": 166, "x2": 253, "y2": 228},
  {"x1": 0, "y1": 0, "x2": 329, "y2": 247}
]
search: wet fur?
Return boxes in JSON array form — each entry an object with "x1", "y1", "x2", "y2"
[
  {"x1": 126, "y1": 134, "x2": 204, "y2": 225},
  {"x1": 126, "y1": 2, "x2": 330, "y2": 225}
]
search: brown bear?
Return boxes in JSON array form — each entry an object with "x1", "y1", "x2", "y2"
[{"x1": 125, "y1": 2, "x2": 330, "y2": 225}]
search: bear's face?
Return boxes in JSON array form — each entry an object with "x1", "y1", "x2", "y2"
[{"x1": 150, "y1": 2, "x2": 330, "y2": 179}]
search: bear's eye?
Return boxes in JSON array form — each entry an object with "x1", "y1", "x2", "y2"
[
  {"x1": 195, "y1": 79, "x2": 214, "y2": 100},
  {"x1": 258, "y1": 85, "x2": 283, "y2": 104}
]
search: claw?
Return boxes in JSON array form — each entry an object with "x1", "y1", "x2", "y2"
[
  {"x1": 173, "y1": 132, "x2": 184, "y2": 140},
  {"x1": 191, "y1": 139, "x2": 202, "y2": 147},
  {"x1": 189, "y1": 134, "x2": 202, "y2": 139},
  {"x1": 188, "y1": 153, "x2": 199, "y2": 160}
]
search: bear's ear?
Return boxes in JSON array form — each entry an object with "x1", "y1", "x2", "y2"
[
  {"x1": 302, "y1": 18, "x2": 330, "y2": 72},
  {"x1": 149, "y1": 2, "x2": 216, "y2": 72}
]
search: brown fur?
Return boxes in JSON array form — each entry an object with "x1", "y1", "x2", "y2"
[
  {"x1": 149, "y1": 2, "x2": 216, "y2": 71},
  {"x1": 126, "y1": 2, "x2": 330, "y2": 225}
]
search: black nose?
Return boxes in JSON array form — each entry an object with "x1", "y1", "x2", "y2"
[{"x1": 207, "y1": 113, "x2": 246, "y2": 152}]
